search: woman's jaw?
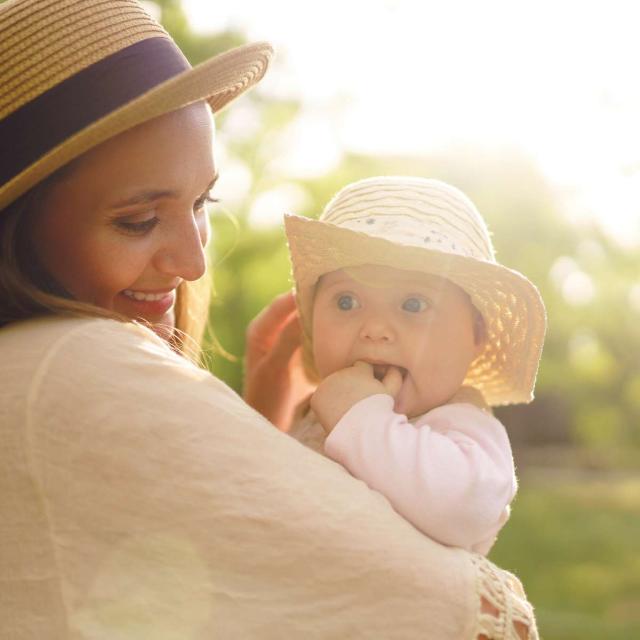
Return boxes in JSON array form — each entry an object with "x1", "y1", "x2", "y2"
[
  {"x1": 118, "y1": 287, "x2": 177, "y2": 318},
  {"x1": 115, "y1": 285, "x2": 180, "y2": 341}
]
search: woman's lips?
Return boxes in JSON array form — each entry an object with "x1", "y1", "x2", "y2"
[{"x1": 119, "y1": 289, "x2": 175, "y2": 317}]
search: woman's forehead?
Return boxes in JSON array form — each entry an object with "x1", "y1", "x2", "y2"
[{"x1": 41, "y1": 103, "x2": 216, "y2": 211}]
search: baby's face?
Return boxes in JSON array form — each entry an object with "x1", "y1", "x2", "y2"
[{"x1": 311, "y1": 264, "x2": 483, "y2": 418}]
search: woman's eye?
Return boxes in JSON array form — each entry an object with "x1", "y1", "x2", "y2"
[
  {"x1": 194, "y1": 192, "x2": 219, "y2": 212},
  {"x1": 402, "y1": 297, "x2": 429, "y2": 313},
  {"x1": 337, "y1": 294, "x2": 360, "y2": 311},
  {"x1": 116, "y1": 218, "x2": 159, "y2": 235}
]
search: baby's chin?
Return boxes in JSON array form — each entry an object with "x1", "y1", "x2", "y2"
[
  {"x1": 396, "y1": 397, "x2": 433, "y2": 419},
  {"x1": 394, "y1": 378, "x2": 442, "y2": 419}
]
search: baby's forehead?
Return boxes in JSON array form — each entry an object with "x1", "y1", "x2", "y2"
[
  {"x1": 316, "y1": 265, "x2": 458, "y2": 295},
  {"x1": 318, "y1": 264, "x2": 448, "y2": 291}
]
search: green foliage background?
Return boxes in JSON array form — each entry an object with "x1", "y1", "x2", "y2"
[{"x1": 156, "y1": 3, "x2": 640, "y2": 637}]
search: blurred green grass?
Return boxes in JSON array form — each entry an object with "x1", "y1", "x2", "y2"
[{"x1": 489, "y1": 470, "x2": 640, "y2": 639}]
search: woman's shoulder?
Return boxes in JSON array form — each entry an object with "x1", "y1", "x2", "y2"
[
  {"x1": 1, "y1": 314, "x2": 250, "y2": 432},
  {"x1": 0, "y1": 315, "x2": 189, "y2": 391},
  {"x1": 1, "y1": 315, "x2": 169, "y2": 358}
]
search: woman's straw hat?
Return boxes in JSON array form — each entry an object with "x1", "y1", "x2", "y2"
[
  {"x1": 285, "y1": 176, "x2": 547, "y2": 406},
  {"x1": 0, "y1": 0, "x2": 273, "y2": 211}
]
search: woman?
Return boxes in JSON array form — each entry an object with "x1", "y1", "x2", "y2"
[{"x1": 0, "y1": 1, "x2": 536, "y2": 638}]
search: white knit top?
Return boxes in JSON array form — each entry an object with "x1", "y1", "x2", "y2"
[{"x1": 0, "y1": 316, "x2": 536, "y2": 639}]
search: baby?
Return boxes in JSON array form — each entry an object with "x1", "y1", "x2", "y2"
[{"x1": 284, "y1": 176, "x2": 546, "y2": 554}]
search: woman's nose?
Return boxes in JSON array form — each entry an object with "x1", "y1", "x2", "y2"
[
  {"x1": 155, "y1": 214, "x2": 208, "y2": 281},
  {"x1": 359, "y1": 313, "x2": 396, "y2": 342}
]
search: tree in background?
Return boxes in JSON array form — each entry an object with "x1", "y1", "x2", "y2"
[
  {"x1": 87, "y1": 4, "x2": 640, "y2": 637},
  {"x1": 153, "y1": 0, "x2": 640, "y2": 464}
]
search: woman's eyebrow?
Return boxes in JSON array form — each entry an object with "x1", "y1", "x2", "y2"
[
  {"x1": 109, "y1": 189, "x2": 178, "y2": 208},
  {"x1": 108, "y1": 173, "x2": 219, "y2": 209}
]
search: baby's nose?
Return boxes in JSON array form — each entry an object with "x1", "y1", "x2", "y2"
[{"x1": 359, "y1": 315, "x2": 395, "y2": 342}]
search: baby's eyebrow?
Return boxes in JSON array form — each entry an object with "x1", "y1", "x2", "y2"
[
  {"x1": 405, "y1": 281, "x2": 443, "y2": 293},
  {"x1": 318, "y1": 275, "x2": 354, "y2": 290}
]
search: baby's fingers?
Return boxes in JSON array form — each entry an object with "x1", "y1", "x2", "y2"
[
  {"x1": 381, "y1": 367, "x2": 403, "y2": 397},
  {"x1": 352, "y1": 361, "x2": 374, "y2": 376}
]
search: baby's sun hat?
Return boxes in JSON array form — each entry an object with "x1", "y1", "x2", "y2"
[
  {"x1": 285, "y1": 176, "x2": 547, "y2": 406},
  {"x1": 0, "y1": 0, "x2": 273, "y2": 211}
]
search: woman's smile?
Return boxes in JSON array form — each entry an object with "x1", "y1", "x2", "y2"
[{"x1": 119, "y1": 288, "x2": 176, "y2": 318}]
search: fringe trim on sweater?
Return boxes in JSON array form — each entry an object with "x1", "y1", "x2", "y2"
[{"x1": 472, "y1": 554, "x2": 539, "y2": 640}]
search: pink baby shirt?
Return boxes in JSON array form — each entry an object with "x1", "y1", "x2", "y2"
[{"x1": 293, "y1": 392, "x2": 516, "y2": 555}]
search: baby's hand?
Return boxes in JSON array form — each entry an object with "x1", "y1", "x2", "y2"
[{"x1": 311, "y1": 361, "x2": 403, "y2": 434}]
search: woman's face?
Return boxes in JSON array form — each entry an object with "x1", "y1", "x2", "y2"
[{"x1": 32, "y1": 102, "x2": 216, "y2": 336}]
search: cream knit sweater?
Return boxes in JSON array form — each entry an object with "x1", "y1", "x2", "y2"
[{"x1": 0, "y1": 316, "x2": 536, "y2": 639}]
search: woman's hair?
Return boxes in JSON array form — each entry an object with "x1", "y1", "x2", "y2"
[{"x1": 0, "y1": 169, "x2": 211, "y2": 361}]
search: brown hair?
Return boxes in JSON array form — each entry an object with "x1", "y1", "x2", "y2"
[{"x1": 0, "y1": 172, "x2": 211, "y2": 361}]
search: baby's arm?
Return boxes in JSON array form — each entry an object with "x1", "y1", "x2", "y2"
[{"x1": 320, "y1": 392, "x2": 516, "y2": 553}]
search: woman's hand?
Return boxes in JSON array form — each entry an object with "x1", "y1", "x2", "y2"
[{"x1": 243, "y1": 291, "x2": 314, "y2": 430}]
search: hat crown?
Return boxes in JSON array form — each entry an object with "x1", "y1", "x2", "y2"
[
  {"x1": 0, "y1": 0, "x2": 273, "y2": 211},
  {"x1": 284, "y1": 176, "x2": 547, "y2": 406},
  {"x1": 321, "y1": 176, "x2": 496, "y2": 263},
  {"x1": 0, "y1": 0, "x2": 169, "y2": 119}
]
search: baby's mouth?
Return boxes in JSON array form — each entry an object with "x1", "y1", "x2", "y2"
[{"x1": 371, "y1": 363, "x2": 408, "y2": 382}]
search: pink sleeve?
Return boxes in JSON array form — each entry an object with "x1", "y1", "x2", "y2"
[{"x1": 324, "y1": 394, "x2": 517, "y2": 553}]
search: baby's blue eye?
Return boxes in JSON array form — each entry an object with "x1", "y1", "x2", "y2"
[
  {"x1": 337, "y1": 294, "x2": 359, "y2": 311},
  {"x1": 402, "y1": 297, "x2": 428, "y2": 313}
]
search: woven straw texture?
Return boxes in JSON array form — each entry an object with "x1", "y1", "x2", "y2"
[
  {"x1": 0, "y1": 0, "x2": 168, "y2": 118},
  {"x1": 0, "y1": 0, "x2": 273, "y2": 210},
  {"x1": 285, "y1": 177, "x2": 546, "y2": 407}
]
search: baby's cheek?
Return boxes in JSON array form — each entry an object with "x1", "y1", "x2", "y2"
[
  {"x1": 317, "y1": 334, "x2": 353, "y2": 375},
  {"x1": 312, "y1": 347, "x2": 338, "y2": 379},
  {"x1": 402, "y1": 376, "x2": 436, "y2": 418}
]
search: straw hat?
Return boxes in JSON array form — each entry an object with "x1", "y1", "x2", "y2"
[
  {"x1": 0, "y1": 0, "x2": 273, "y2": 211},
  {"x1": 285, "y1": 176, "x2": 547, "y2": 406}
]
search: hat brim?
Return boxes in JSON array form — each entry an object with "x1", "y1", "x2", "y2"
[
  {"x1": 0, "y1": 41, "x2": 273, "y2": 210},
  {"x1": 285, "y1": 214, "x2": 546, "y2": 406}
]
